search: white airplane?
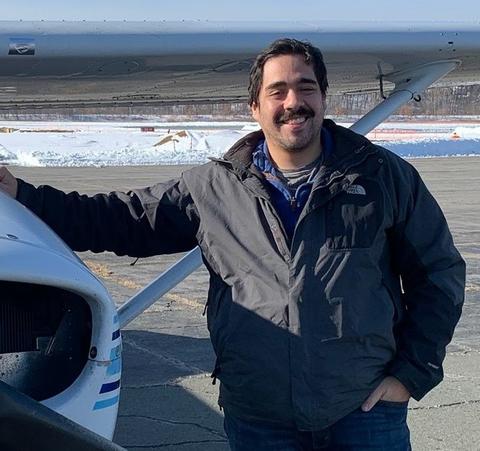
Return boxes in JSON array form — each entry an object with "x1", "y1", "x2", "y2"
[{"x1": 0, "y1": 17, "x2": 479, "y2": 450}]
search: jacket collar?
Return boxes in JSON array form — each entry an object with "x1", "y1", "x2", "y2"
[{"x1": 218, "y1": 119, "x2": 377, "y2": 182}]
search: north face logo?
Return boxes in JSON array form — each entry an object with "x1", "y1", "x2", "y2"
[{"x1": 344, "y1": 184, "x2": 366, "y2": 195}]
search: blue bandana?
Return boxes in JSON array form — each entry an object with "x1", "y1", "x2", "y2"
[{"x1": 252, "y1": 126, "x2": 333, "y2": 240}]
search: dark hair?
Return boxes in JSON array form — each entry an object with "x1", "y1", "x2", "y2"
[{"x1": 248, "y1": 38, "x2": 328, "y2": 106}]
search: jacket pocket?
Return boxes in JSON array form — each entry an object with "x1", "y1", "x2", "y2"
[
  {"x1": 376, "y1": 399, "x2": 409, "y2": 408},
  {"x1": 205, "y1": 275, "x2": 232, "y2": 354},
  {"x1": 381, "y1": 277, "x2": 405, "y2": 329},
  {"x1": 205, "y1": 277, "x2": 233, "y2": 384}
]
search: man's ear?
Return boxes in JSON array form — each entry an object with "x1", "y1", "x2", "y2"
[{"x1": 250, "y1": 102, "x2": 259, "y2": 122}]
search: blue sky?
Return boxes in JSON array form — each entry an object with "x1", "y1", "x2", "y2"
[{"x1": 2, "y1": 0, "x2": 479, "y2": 21}]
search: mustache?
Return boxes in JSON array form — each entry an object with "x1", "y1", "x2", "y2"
[{"x1": 275, "y1": 106, "x2": 314, "y2": 124}]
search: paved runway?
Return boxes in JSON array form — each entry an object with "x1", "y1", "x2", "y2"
[{"x1": 10, "y1": 156, "x2": 480, "y2": 450}]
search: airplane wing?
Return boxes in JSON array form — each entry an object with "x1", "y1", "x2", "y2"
[{"x1": 1, "y1": 20, "x2": 480, "y2": 108}]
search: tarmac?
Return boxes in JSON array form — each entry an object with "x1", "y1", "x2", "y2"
[{"x1": 10, "y1": 156, "x2": 480, "y2": 450}]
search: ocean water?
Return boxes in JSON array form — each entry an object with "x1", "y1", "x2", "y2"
[{"x1": 0, "y1": 120, "x2": 479, "y2": 167}]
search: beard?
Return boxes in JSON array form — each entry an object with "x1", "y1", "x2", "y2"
[{"x1": 273, "y1": 106, "x2": 322, "y2": 153}]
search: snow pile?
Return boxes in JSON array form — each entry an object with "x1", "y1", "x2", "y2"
[
  {"x1": 452, "y1": 127, "x2": 480, "y2": 139},
  {"x1": 0, "y1": 144, "x2": 16, "y2": 163}
]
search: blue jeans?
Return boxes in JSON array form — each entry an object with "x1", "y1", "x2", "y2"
[{"x1": 223, "y1": 401, "x2": 411, "y2": 451}]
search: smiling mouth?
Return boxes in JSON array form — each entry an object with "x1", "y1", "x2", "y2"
[
  {"x1": 276, "y1": 107, "x2": 314, "y2": 125},
  {"x1": 282, "y1": 116, "x2": 308, "y2": 125}
]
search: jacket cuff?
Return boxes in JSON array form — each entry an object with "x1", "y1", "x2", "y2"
[
  {"x1": 388, "y1": 357, "x2": 442, "y2": 401},
  {"x1": 16, "y1": 178, "x2": 37, "y2": 208}
]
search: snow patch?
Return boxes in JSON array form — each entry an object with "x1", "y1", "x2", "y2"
[{"x1": 0, "y1": 120, "x2": 478, "y2": 167}]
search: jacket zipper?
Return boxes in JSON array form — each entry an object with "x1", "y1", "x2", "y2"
[
  {"x1": 290, "y1": 197, "x2": 297, "y2": 211},
  {"x1": 265, "y1": 200, "x2": 291, "y2": 260}
]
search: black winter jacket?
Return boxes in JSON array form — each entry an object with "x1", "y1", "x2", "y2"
[{"x1": 17, "y1": 120, "x2": 465, "y2": 429}]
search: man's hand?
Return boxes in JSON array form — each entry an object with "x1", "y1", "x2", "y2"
[
  {"x1": 0, "y1": 166, "x2": 18, "y2": 198},
  {"x1": 361, "y1": 376, "x2": 411, "y2": 412}
]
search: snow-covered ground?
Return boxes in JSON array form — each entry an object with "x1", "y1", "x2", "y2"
[{"x1": 0, "y1": 120, "x2": 479, "y2": 167}]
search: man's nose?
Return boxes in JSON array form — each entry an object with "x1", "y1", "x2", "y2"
[{"x1": 284, "y1": 89, "x2": 302, "y2": 109}]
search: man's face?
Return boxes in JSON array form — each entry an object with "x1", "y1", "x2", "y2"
[{"x1": 251, "y1": 54, "x2": 326, "y2": 155}]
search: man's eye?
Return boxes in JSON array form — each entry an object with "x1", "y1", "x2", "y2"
[{"x1": 300, "y1": 86, "x2": 316, "y2": 92}]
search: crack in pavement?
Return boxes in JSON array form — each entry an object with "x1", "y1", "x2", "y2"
[
  {"x1": 123, "y1": 373, "x2": 212, "y2": 390},
  {"x1": 448, "y1": 346, "x2": 480, "y2": 354},
  {"x1": 122, "y1": 382, "x2": 182, "y2": 390},
  {"x1": 124, "y1": 323, "x2": 206, "y2": 331},
  {"x1": 126, "y1": 324, "x2": 206, "y2": 331},
  {"x1": 118, "y1": 414, "x2": 226, "y2": 438},
  {"x1": 410, "y1": 399, "x2": 480, "y2": 410},
  {"x1": 445, "y1": 373, "x2": 480, "y2": 380},
  {"x1": 123, "y1": 336, "x2": 204, "y2": 374},
  {"x1": 125, "y1": 439, "x2": 227, "y2": 449}
]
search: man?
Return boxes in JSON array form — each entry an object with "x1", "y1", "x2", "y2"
[{"x1": 0, "y1": 39, "x2": 465, "y2": 450}]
